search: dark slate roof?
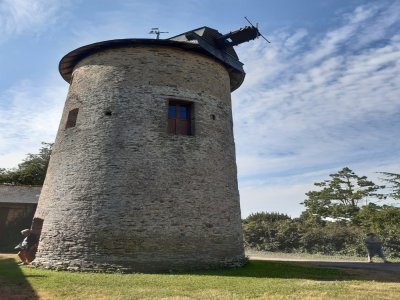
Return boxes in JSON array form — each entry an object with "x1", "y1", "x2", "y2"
[
  {"x1": 59, "y1": 27, "x2": 247, "y2": 92},
  {"x1": 168, "y1": 26, "x2": 239, "y2": 60},
  {"x1": 0, "y1": 185, "x2": 41, "y2": 204}
]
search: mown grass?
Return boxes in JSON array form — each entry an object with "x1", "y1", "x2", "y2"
[
  {"x1": 246, "y1": 249, "x2": 400, "y2": 263},
  {"x1": 1, "y1": 253, "x2": 399, "y2": 299}
]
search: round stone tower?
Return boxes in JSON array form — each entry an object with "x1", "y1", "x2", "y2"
[{"x1": 33, "y1": 27, "x2": 256, "y2": 272}]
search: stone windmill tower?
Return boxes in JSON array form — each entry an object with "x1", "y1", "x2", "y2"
[{"x1": 32, "y1": 26, "x2": 260, "y2": 272}]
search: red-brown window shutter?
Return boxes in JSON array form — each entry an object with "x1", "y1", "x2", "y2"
[{"x1": 65, "y1": 108, "x2": 79, "y2": 129}]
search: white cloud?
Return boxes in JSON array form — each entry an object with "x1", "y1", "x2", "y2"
[
  {"x1": 233, "y1": 1, "x2": 400, "y2": 215},
  {"x1": 353, "y1": 0, "x2": 400, "y2": 48},
  {"x1": 0, "y1": 0, "x2": 68, "y2": 42},
  {"x1": 67, "y1": 1, "x2": 205, "y2": 47},
  {"x1": 240, "y1": 182, "x2": 313, "y2": 218},
  {"x1": 0, "y1": 76, "x2": 66, "y2": 168},
  {"x1": 1, "y1": 0, "x2": 398, "y2": 219},
  {"x1": 239, "y1": 160, "x2": 400, "y2": 218}
]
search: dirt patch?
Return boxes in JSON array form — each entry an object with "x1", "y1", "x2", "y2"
[
  {"x1": 0, "y1": 254, "x2": 39, "y2": 299},
  {"x1": 0, "y1": 280, "x2": 38, "y2": 300}
]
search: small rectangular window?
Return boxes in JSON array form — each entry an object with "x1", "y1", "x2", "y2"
[
  {"x1": 65, "y1": 108, "x2": 79, "y2": 129},
  {"x1": 167, "y1": 101, "x2": 193, "y2": 135},
  {"x1": 179, "y1": 106, "x2": 187, "y2": 119},
  {"x1": 168, "y1": 104, "x2": 176, "y2": 119}
]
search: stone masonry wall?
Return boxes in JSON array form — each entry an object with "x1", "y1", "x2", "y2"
[
  {"x1": 0, "y1": 185, "x2": 41, "y2": 204},
  {"x1": 34, "y1": 45, "x2": 245, "y2": 272}
]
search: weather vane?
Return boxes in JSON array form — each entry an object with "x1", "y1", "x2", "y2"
[{"x1": 149, "y1": 28, "x2": 169, "y2": 39}]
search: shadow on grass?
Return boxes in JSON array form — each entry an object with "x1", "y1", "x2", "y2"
[
  {"x1": 177, "y1": 260, "x2": 400, "y2": 283},
  {"x1": 0, "y1": 256, "x2": 39, "y2": 299},
  {"x1": 297, "y1": 260, "x2": 400, "y2": 283}
]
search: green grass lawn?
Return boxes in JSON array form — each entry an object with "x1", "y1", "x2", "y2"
[
  {"x1": 246, "y1": 249, "x2": 400, "y2": 263},
  {"x1": 1, "y1": 254, "x2": 399, "y2": 299}
]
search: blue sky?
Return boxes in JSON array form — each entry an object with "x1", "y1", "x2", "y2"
[{"x1": 1, "y1": 0, "x2": 399, "y2": 217}]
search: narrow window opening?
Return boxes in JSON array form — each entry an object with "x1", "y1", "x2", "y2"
[
  {"x1": 104, "y1": 110, "x2": 112, "y2": 116},
  {"x1": 167, "y1": 100, "x2": 193, "y2": 135},
  {"x1": 210, "y1": 114, "x2": 216, "y2": 120},
  {"x1": 65, "y1": 108, "x2": 79, "y2": 129}
]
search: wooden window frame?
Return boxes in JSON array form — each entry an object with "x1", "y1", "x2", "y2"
[
  {"x1": 65, "y1": 108, "x2": 79, "y2": 129},
  {"x1": 167, "y1": 100, "x2": 193, "y2": 136}
]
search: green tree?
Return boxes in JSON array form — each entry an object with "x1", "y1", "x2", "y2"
[
  {"x1": 298, "y1": 221, "x2": 365, "y2": 256},
  {"x1": 244, "y1": 212, "x2": 291, "y2": 223},
  {"x1": 302, "y1": 167, "x2": 383, "y2": 220},
  {"x1": 379, "y1": 172, "x2": 400, "y2": 200},
  {"x1": 356, "y1": 204, "x2": 400, "y2": 258},
  {"x1": 242, "y1": 212, "x2": 301, "y2": 252},
  {"x1": 356, "y1": 204, "x2": 400, "y2": 233},
  {"x1": 0, "y1": 142, "x2": 52, "y2": 185}
]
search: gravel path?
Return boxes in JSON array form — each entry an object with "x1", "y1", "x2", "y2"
[{"x1": 248, "y1": 252, "x2": 400, "y2": 281}]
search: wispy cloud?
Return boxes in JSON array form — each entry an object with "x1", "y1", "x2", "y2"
[
  {"x1": 233, "y1": 1, "x2": 400, "y2": 215},
  {"x1": 66, "y1": 0, "x2": 218, "y2": 47},
  {"x1": 0, "y1": 76, "x2": 66, "y2": 168},
  {"x1": 1, "y1": 0, "x2": 398, "y2": 218},
  {"x1": 0, "y1": 0, "x2": 68, "y2": 43},
  {"x1": 240, "y1": 182, "x2": 313, "y2": 217}
]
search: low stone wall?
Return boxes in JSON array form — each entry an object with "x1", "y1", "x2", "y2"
[
  {"x1": 0, "y1": 203, "x2": 37, "y2": 252},
  {"x1": 0, "y1": 185, "x2": 41, "y2": 204},
  {"x1": 0, "y1": 185, "x2": 40, "y2": 251}
]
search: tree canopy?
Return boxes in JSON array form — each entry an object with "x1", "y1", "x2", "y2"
[
  {"x1": 0, "y1": 142, "x2": 52, "y2": 185},
  {"x1": 243, "y1": 167, "x2": 400, "y2": 258},
  {"x1": 379, "y1": 172, "x2": 400, "y2": 200},
  {"x1": 302, "y1": 167, "x2": 384, "y2": 220},
  {"x1": 242, "y1": 206, "x2": 400, "y2": 258}
]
